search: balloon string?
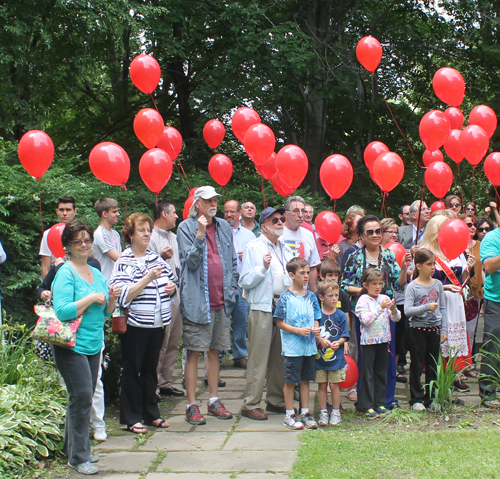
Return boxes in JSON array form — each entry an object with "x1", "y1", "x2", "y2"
[
  {"x1": 374, "y1": 76, "x2": 419, "y2": 166},
  {"x1": 221, "y1": 187, "x2": 226, "y2": 204},
  {"x1": 38, "y1": 183, "x2": 44, "y2": 235},
  {"x1": 471, "y1": 167, "x2": 475, "y2": 207},
  {"x1": 150, "y1": 94, "x2": 159, "y2": 112},
  {"x1": 334, "y1": 199, "x2": 337, "y2": 214},
  {"x1": 122, "y1": 189, "x2": 128, "y2": 250},
  {"x1": 414, "y1": 174, "x2": 427, "y2": 247},
  {"x1": 176, "y1": 158, "x2": 191, "y2": 191},
  {"x1": 271, "y1": 183, "x2": 276, "y2": 204},
  {"x1": 173, "y1": 161, "x2": 191, "y2": 193}
]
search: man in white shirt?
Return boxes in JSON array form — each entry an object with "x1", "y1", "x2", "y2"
[
  {"x1": 149, "y1": 200, "x2": 184, "y2": 398},
  {"x1": 281, "y1": 196, "x2": 321, "y2": 292},
  {"x1": 224, "y1": 200, "x2": 255, "y2": 368},
  {"x1": 39, "y1": 195, "x2": 77, "y2": 278}
]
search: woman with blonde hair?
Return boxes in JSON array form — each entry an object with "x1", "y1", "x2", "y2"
[{"x1": 419, "y1": 215, "x2": 475, "y2": 391}]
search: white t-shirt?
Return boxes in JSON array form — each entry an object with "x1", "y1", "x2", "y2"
[
  {"x1": 92, "y1": 226, "x2": 122, "y2": 283},
  {"x1": 268, "y1": 241, "x2": 288, "y2": 296},
  {"x1": 232, "y1": 223, "x2": 256, "y2": 274},
  {"x1": 280, "y1": 226, "x2": 321, "y2": 267},
  {"x1": 39, "y1": 229, "x2": 56, "y2": 265}
]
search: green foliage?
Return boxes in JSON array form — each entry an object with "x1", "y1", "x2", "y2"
[
  {"x1": 477, "y1": 334, "x2": 500, "y2": 391},
  {"x1": 0, "y1": 324, "x2": 67, "y2": 478},
  {"x1": 428, "y1": 352, "x2": 461, "y2": 413}
]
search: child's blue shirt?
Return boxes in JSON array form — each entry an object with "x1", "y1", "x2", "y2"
[{"x1": 315, "y1": 309, "x2": 349, "y2": 371}]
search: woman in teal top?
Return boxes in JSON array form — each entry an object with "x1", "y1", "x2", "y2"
[{"x1": 52, "y1": 220, "x2": 119, "y2": 475}]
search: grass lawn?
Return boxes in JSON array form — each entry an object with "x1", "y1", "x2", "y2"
[{"x1": 291, "y1": 409, "x2": 500, "y2": 479}]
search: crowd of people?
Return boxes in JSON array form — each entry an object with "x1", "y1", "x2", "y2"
[{"x1": 37, "y1": 190, "x2": 500, "y2": 474}]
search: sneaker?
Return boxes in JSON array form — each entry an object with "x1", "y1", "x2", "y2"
[
  {"x1": 364, "y1": 408, "x2": 380, "y2": 420},
  {"x1": 93, "y1": 426, "x2": 107, "y2": 442},
  {"x1": 377, "y1": 406, "x2": 391, "y2": 416},
  {"x1": 283, "y1": 414, "x2": 304, "y2": 430},
  {"x1": 301, "y1": 412, "x2": 317, "y2": 429},
  {"x1": 318, "y1": 411, "x2": 329, "y2": 427},
  {"x1": 207, "y1": 399, "x2": 233, "y2": 419},
  {"x1": 89, "y1": 455, "x2": 99, "y2": 463},
  {"x1": 68, "y1": 461, "x2": 99, "y2": 475},
  {"x1": 186, "y1": 404, "x2": 207, "y2": 425},
  {"x1": 481, "y1": 396, "x2": 500, "y2": 409},
  {"x1": 329, "y1": 411, "x2": 342, "y2": 426},
  {"x1": 411, "y1": 403, "x2": 426, "y2": 412},
  {"x1": 454, "y1": 381, "x2": 470, "y2": 393}
]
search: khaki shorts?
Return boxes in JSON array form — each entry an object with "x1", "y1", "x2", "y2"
[
  {"x1": 182, "y1": 309, "x2": 231, "y2": 352},
  {"x1": 316, "y1": 367, "x2": 346, "y2": 384}
]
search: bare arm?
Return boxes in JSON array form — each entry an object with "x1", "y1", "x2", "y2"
[
  {"x1": 105, "y1": 249, "x2": 120, "y2": 262},
  {"x1": 484, "y1": 256, "x2": 500, "y2": 275},
  {"x1": 41, "y1": 256, "x2": 51, "y2": 279}
]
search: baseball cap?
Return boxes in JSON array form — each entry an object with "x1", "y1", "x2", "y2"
[
  {"x1": 188, "y1": 186, "x2": 221, "y2": 218},
  {"x1": 259, "y1": 206, "x2": 286, "y2": 225}
]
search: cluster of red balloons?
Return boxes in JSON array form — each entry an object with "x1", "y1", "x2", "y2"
[{"x1": 363, "y1": 141, "x2": 405, "y2": 193}]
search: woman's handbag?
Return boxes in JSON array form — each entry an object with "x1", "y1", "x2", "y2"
[
  {"x1": 32, "y1": 303, "x2": 82, "y2": 348},
  {"x1": 111, "y1": 307, "x2": 128, "y2": 334}
]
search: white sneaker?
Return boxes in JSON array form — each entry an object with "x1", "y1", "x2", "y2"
[
  {"x1": 329, "y1": 411, "x2": 342, "y2": 425},
  {"x1": 411, "y1": 403, "x2": 426, "y2": 412},
  {"x1": 318, "y1": 411, "x2": 329, "y2": 427},
  {"x1": 93, "y1": 426, "x2": 107, "y2": 441},
  {"x1": 301, "y1": 412, "x2": 317, "y2": 429},
  {"x1": 283, "y1": 414, "x2": 304, "y2": 430}
]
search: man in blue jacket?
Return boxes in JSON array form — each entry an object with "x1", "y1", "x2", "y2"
[{"x1": 177, "y1": 186, "x2": 238, "y2": 425}]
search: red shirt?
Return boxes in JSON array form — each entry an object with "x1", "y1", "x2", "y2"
[{"x1": 205, "y1": 222, "x2": 224, "y2": 310}]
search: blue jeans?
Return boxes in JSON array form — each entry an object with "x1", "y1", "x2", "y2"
[
  {"x1": 53, "y1": 346, "x2": 100, "y2": 465},
  {"x1": 231, "y1": 286, "x2": 250, "y2": 361}
]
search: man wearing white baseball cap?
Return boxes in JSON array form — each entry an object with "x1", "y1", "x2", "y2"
[{"x1": 177, "y1": 186, "x2": 238, "y2": 425}]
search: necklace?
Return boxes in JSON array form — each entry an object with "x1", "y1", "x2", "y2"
[{"x1": 365, "y1": 247, "x2": 379, "y2": 265}]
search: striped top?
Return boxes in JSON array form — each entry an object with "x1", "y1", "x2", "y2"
[{"x1": 110, "y1": 247, "x2": 176, "y2": 328}]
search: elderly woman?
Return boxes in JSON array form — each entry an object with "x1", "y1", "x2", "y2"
[
  {"x1": 341, "y1": 215, "x2": 408, "y2": 409},
  {"x1": 52, "y1": 220, "x2": 119, "y2": 475},
  {"x1": 381, "y1": 218, "x2": 399, "y2": 247},
  {"x1": 111, "y1": 213, "x2": 176, "y2": 434},
  {"x1": 419, "y1": 215, "x2": 475, "y2": 391}
]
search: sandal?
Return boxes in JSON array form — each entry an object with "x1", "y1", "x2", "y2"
[
  {"x1": 347, "y1": 389, "x2": 357, "y2": 402},
  {"x1": 146, "y1": 418, "x2": 169, "y2": 428},
  {"x1": 464, "y1": 369, "x2": 478, "y2": 378},
  {"x1": 126, "y1": 423, "x2": 148, "y2": 434}
]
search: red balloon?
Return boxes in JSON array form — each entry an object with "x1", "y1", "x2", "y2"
[
  {"x1": 370, "y1": 169, "x2": 381, "y2": 189},
  {"x1": 208, "y1": 154, "x2": 233, "y2": 187},
  {"x1": 244, "y1": 123, "x2": 276, "y2": 166},
  {"x1": 356, "y1": 36, "x2": 382, "y2": 73},
  {"x1": 183, "y1": 195, "x2": 195, "y2": 220},
  {"x1": 139, "y1": 149, "x2": 173, "y2": 194},
  {"x1": 314, "y1": 211, "x2": 342, "y2": 244},
  {"x1": 338, "y1": 355, "x2": 359, "y2": 389},
  {"x1": 256, "y1": 152, "x2": 276, "y2": 180},
  {"x1": 272, "y1": 172, "x2": 294, "y2": 197},
  {"x1": 422, "y1": 149, "x2": 444, "y2": 167},
  {"x1": 469, "y1": 105, "x2": 497, "y2": 139},
  {"x1": 419, "y1": 110, "x2": 450, "y2": 152},
  {"x1": 203, "y1": 119, "x2": 225, "y2": 149},
  {"x1": 364, "y1": 141, "x2": 389, "y2": 171},
  {"x1": 425, "y1": 161, "x2": 453, "y2": 199},
  {"x1": 320, "y1": 154, "x2": 353, "y2": 200},
  {"x1": 432, "y1": 67, "x2": 465, "y2": 107},
  {"x1": 129, "y1": 54, "x2": 161, "y2": 94},
  {"x1": 18, "y1": 130, "x2": 54, "y2": 179},
  {"x1": 275, "y1": 145, "x2": 309, "y2": 190},
  {"x1": 430, "y1": 200, "x2": 446, "y2": 213},
  {"x1": 444, "y1": 107, "x2": 464, "y2": 130},
  {"x1": 231, "y1": 107, "x2": 261, "y2": 142},
  {"x1": 484, "y1": 152, "x2": 500, "y2": 186},
  {"x1": 384, "y1": 242, "x2": 406, "y2": 267},
  {"x1": 438, "y1": 218, "x2": 470, "y2": 260},
  {"x1": 47, "y1": 223, "x2": 66, "y2": 258},
  {"x1": 443, "y1": 129, "x2": 464, "y2": 164},
  {"x1": 89, "y1": 142, "x2": 130, "y2": 188},
  {"x1": 133, "y1": 108, "x2": 164, "y2": 149},
  {"x1": 460, "y1": 124, "x2": 489, "y2": 166},
  {"x1": 157, "y1": 126, "x2": 183, "y2": 161},
  {"x1": 372, "y1": 152, "x2": 404, "y2": 193}
]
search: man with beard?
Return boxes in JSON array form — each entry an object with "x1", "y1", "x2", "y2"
[
  {"x1": 224, "y1": 200, "x2": 255, "y2": 367},
  {"x1": 239, "y1": 207, "x2": 295, "y2": 420},
  {"x1": 177, "y1": 186, "x2": 238, "y2": 425}
]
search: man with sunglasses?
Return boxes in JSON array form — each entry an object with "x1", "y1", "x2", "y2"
[
  {"x1": 398, "y1": 200, "x2": 431, "y2": 250},
  {"x1": 239, "y1": 207, "x2": 295, "y2": 420}
]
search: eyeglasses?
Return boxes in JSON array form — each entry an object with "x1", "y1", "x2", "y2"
[
  {"x1": 69, "y1": 239, "x2": 92, "y2": 246},
  {"x1": 465, "y1": 223, "x2": 476, "y2": 229},
  {"x1": 136, "y1": 228, "x2": 151, "y2": 235},
  {"x1": 465, "y1": 207, "x2": 476, "y2": 211},
  {"x1": 478, "y1": 227, "x2": 490, "y2": 233},
  {"x1": 450, "y1": 203, "x2": 461, "y2": 208},
  {"x1": 364, "y1": 228, "x2": 382, "y2": 236},
  {"x1": 269, "y1": 216, "x2": 286, "y2": 225}
]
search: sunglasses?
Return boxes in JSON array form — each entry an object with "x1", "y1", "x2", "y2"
[
  {"x1": 450, "y1": 203, "x2": 461, "y2": 208},
  {"x1": 478, "y1": 227, "x2": 490, "y2": 233},
  {"x1": 465, "y1": 207, "x2": 476, "y2": 211},
  {"x1": 69, "y1": 239, "x2": 92, "y2": 246},
  {"x1": 364, "y1": 228, "x2": 382, "y2": 236},
  {"x1": 465, "y1": 223, "x2": 476, "y2": 229},
  {"x1": 269, "y1": 216, "x2": 286, "y2": 225}
]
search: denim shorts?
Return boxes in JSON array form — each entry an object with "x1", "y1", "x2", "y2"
[{"x1": 284, "y1": 355, "x2": 316, "y2": 384}]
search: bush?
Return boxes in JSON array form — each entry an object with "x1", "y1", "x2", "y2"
[{"x1": 0, "y1": 324, "x2": 66, "y2": 478}]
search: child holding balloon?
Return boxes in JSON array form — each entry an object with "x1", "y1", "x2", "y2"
[
  {"x1": 404, "y1": 248, "x2": 448, "y2": 411},
  {"x1": 314, "y1": 280, "x2": 349, "y2": 426},
  {"x1": 355, "y1": 269, "x2": 401, "y2": 420}
]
